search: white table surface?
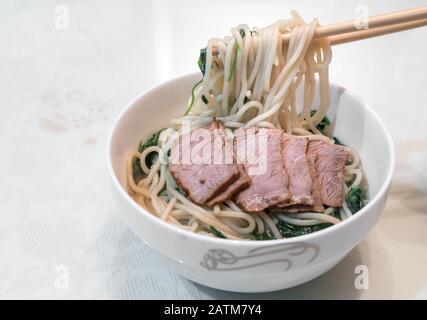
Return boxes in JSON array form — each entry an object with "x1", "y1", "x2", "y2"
[{"x1": 1, "y1": 0, "x2": 427, "y2": 299}]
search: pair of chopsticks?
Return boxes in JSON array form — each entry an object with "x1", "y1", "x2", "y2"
[
  {"x1": 210, "y1": 6, "x2": 427, "y2": 54},
  {"x1": 295, "y1": 6, "x2": 427, "y2": 45}
]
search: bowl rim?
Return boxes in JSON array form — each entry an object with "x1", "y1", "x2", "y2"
[{"x1": 107, "y1": 72, "x2": 395, "y2": 247}]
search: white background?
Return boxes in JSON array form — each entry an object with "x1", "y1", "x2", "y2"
[{"x1": 1, "y1": 0, "x2": 427, "y2": 299}]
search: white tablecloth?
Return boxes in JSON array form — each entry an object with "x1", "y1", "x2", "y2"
[{"x1": 1, "y1": 0, "x2": 427, "y2": 299}]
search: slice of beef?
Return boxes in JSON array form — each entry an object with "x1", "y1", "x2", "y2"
[
  {"x1": 169, "y1": 120, "x2": 239, "y2": 205},
  {"x1": 235, "y1": 128, "x2": 290, "y2": 212},
  {"x1": 206, "y1": 121, "x2": 251, "y2": 206},
  {"x1": 306, "y1": 141, "x2": 326, "y2": 212},
  {"x1": 207, "y1": 165, "x2": 251, "y2": 206},
  {"x1": 279, "y1": 134, "x2": 313, "y2": 207},
  {"x1": 307, "y1": 139, "x2": 349, "y2": 208}
]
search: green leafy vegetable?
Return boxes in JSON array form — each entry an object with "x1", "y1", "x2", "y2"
[
  {"x1": 209, "y1": 226, "x2": 226, "y2": 239},
  {"x1": 184, "y1": 79, "x2": 203, "y2": 116},
  {"x1": 239, "y1": 28, "x2": 245, "y2": 38},
  {"x1": 280, "y1": 222, "x2": 325, "y2": 238},
  {"x1": 277, "y1": 210, "x2": 340, "y2": 238},
  {"x1": 138, "y1": 130, "x2": 163, "y2": 153},
  {"x1": 198, "y1": 47, "x2": 207, "y2": 75},
  {"x1": 132, "y1": 157, "x2": 144, "y2": 184},
  {"x1": 138, "y1": 129, "x2": 164, "y2": 169},
  {"x1": 201, "y1": 94, "x2": 208, "y2": 104},
  {"x1": 228, "y1": 44, "x2": 239, "y2": 81},
  {"x1": 132, "y1": 130, "x2": 163, "y2": 183},
  {"x1": 333, "y1": 136, "x2": 343, "y2": 145},
  {"x1": 253, "y1": 231, "x2": 275, "y2": 241},
  {"x1": 310, "y1": 110, "x2": 330, "y2": 131},
  {"x1": 158, "y1": 185, "x2": 167, "y2": 196},
  {"x1": 346, "y1": 187, "x2": 364, "y2": 214},
  {"x1": 278, "y1": 221, "x2": 327, "y2": 238}
]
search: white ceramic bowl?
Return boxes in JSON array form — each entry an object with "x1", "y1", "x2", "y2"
[{"x1": 108, "y1": 72, "x2": 395, "y2": 293}]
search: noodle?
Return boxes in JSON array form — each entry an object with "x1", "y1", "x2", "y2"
[{"x1": 126, "y1": 13, "x2": 366, "y2": 240}]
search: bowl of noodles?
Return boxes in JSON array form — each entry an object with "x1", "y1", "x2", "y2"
[{"x1": 108, "y1": 15, "x2": 394, "y2": 292}]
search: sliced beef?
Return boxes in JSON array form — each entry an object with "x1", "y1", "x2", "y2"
[
  {"x1": 306, "y1": 145, "x2": 326, "y2": 212},
  {"x1": 307, "y1": 139, "x2": 349, "y2": 208},
  {"x1": 235, "y1": 128, "x2": 290, "y2": 212},
  {"x1": 207, "y1": 165, "x2": 251, "y2": 206},
  {"x1": 275, "y1": 138, "x2": 348, "y2": 213},
  {"x1": 206, "y1": 121, "x2": 251, "y2": 206},
  {"x1": 170, "y1": 120, "x2": 348, "y2": 211},
  {"x1": 279, "y1": 134, "x2": 313, "y2": 207},
  {"x1": 169, "y1": 120, "x2": 239, "y2": 205}
]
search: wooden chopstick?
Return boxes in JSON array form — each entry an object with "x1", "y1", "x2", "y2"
[
  {"x1": 329, "y1": 17, "x2": 427, "y2": 45},
  {"x1": 282, "y1": 6, "x2": 427, "y2": 42},
  {"x1": 210, "y1": 6, "x2": 427, "y2": 55}
]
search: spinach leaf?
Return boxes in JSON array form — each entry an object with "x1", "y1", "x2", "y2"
[
  {"x1": 138, "y1": 130, "x2": 162, "y2": 153},
  {"x1": 184, "y1": 79, "x2": 203, "y2": 115},
  {"x1": 253, "y1": 231, "x2": 275, "y2": 241},
  {"x1": 158, "y1": 184, "x2": 167, "y2": 196},
  {"x1": 228, "y1": 44, "x2": 239, "y2": 81},
  {"x1": 174, "y1": 186, "x2": 185, "y2": 196},
  {"x1": 310, "y1": 110, "x2": 330, "y2": 131},
  {"x1": 277, "y1": 209, "x2": 340, "y2": 238},
  {"x1": 277, "y1": 221, "x2": 329, "y2": 238},
  {"x1": 138, "y1": 129, "x2": 164, "y2": 169},
  {"x1": 346, "y1": 187, "x2": 364, "y2": 214},
  {"x1": 132, "y1": 157, "x2": 144, "y2": 184},
  {"x1": 209, "y1": 226, "x2": 226, "y2": 239},
  {"x1": 201, "y1": 94, "x2": 208, "y2": 104},
  {"x1": 198, "y1": 47, "x2": 207, "y2": 75},
  {"x1": 333, "y1": 136, "x2": 343, "y2": 145}
]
